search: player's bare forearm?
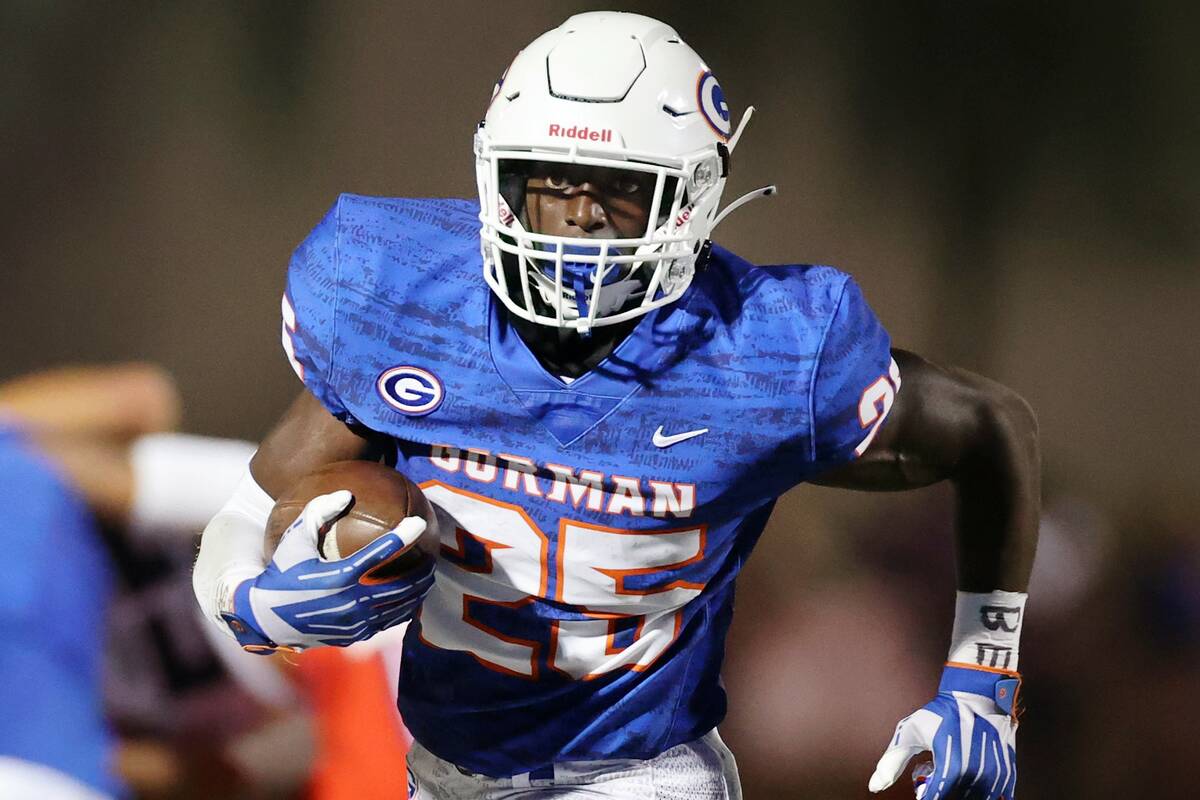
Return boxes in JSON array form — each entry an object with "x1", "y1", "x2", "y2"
[
  {"x1": 250, "y1": 390, "x2": 386, "y2": 498},
  {"x1": 813, "y1": 349, "x2": 1040, "y2": 591}
]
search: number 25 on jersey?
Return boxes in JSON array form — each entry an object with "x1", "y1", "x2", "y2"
[{"x1": 418, "y1": 481, "x2": 708, "y2": 681}]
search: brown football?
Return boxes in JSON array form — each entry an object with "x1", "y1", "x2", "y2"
[{"x1": 263, "y1": 460, "x2": 438, "y2": 581}]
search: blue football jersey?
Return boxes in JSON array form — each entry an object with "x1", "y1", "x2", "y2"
[
  {"x1": 283, "y1": 195, "x2": 898, "y2": 777},
  {"x1": 0, "y1": 426, "x2": 123, "y2": 796}
]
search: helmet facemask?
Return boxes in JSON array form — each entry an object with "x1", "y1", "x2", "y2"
[{"x1": 477, "y1": 142, "x2": 725, "y2": 334}]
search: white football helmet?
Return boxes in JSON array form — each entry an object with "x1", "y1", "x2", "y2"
[{"x1": 475, "y1": 11, "x2": 766, "y2": 332}]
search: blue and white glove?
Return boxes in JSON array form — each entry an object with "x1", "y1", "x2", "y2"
[
  {"x1": 221, "y1": 490, "x2": 435, "y2": 653},
  {"x1": 869, "y1": 664, "x2": 1020, "y2": 800}
]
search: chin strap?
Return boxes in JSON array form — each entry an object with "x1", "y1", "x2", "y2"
[
  {"x1": 711, "y1": 105, "x2": 777, "y2": 232},
  {"x1": 712, "y1": 185, "x2": 777, "y2": 231},
  {"x1": 727, "y1": 106, "x2": 756, "y2": 153}
]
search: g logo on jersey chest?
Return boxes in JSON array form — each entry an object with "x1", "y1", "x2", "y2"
[{"x1": 377, "y1": 365, "x2": 444, "y2": 416}]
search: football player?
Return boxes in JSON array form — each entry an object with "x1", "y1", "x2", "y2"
[
  {"x1": 0, "y1": 364, "x2": 186, "y2": 799},
  {"x1": 193, "y1": 12, "x2": 1038, "y2": 799}
]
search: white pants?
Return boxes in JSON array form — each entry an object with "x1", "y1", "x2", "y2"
[{"x1": 407, "y1": 730, "x2": 742, "y2": 800}]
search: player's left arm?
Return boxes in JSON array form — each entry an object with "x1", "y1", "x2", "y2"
[
  {"x1": 814, "y1": 347, "x2": 1039, "y2": 799},
  {"x1": 812, "y1": 347, "x2": 1039, "y2": 592}
]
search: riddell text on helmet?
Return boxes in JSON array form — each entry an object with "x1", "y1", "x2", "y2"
[{"x1": 548, "y1": 124, "x2": 614, "y2": 143}]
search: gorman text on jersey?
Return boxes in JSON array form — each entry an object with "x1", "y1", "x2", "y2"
[{"x1": 429, "y1": 444, "x2": 696, "y2": 519}]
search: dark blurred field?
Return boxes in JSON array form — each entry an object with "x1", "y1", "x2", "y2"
[{"x1": 2, "y1": 2, "x2": 1197, "y2": 797}]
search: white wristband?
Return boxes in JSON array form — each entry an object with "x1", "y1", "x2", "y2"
[
  {"x1": 947, "y1": 590, "x2": 1027, "y2": 671},
  {"x1": 192, "y1": 467, "x2": 275, "y2": 633}
]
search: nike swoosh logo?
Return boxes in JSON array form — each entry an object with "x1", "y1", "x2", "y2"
[{"x1": 652, "y1": 425, "x2": 709, "y2": 448}]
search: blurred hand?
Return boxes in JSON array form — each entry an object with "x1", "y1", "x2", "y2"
[
  {"x1": 869, "y1": 664, "x2": 1019, "y2": 799},
  {"x1": 0, "y1": 363, "x2": 180, "y2": 438},
  {"x1": 221, "y1": 490, "x2": 434, "y2": 653}
]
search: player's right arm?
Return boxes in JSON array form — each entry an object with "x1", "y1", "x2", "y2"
[
  {"x1": 249, "y1": 389, "x2": 380, "y2": 499},
  {"x1": 193, "y1": 389, "x2": 433, "y2": 652},
  {"x1": 194, "y1": 198, "x2": 436, "y2": 652}
]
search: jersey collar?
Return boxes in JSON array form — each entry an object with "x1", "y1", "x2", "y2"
[{"x1": 485, "y1": 290, "x2": 696, "y2": 448}]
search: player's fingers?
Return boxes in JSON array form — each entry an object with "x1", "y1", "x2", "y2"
[
  {"x1": 334, "y1": 606, "x2": 413, "y2": 645},
  {"x1": 373, "y1": 598, "x2": 425, "y2": 626},
  {"x1": 870, "y1": 709, "x2": 940, "y2": 793},
  {"x1": 341, "y1": 530, "x2": 411, "y2": 573},
  {"x1": 912, "y1": 762, "x2": 934, "y2": 800},
  {"x1": 372, "y1": 573, "x2": 439, "y2": 609},
  {"x1": 305, "y1": 489, "x2": 355, "y2": 527},
  {"x1": 372, "y1": 569, "x2": 434, "y2": 597},
  {"x1": 334, "y1": 626, "x2": 376, "y2": 647},
  {"x1": 318, "y1": 634, "x2": 363, "y2": 648},
  {"x1": 390, "y1": 515, "x2": 428, "y2": 549},
  {"x1": 375, "y1": 593, "x2": 422, "y2": 615},
  {"x1": 378, "y1": 610, "x2": 415, "y2": 632},
  {"x1": 870, "y1": 745, "x2": 925, "y2": 793},
  {"x1": 273, "y1": 490, "x2": 354, "y2": 569},
  {"x1": 270, "y1": 521, "x2": 318, "y2": 571}
]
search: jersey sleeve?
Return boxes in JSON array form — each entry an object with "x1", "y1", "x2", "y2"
[
  {"x1": 809, "y1": 276, "x2": 900, "y2": 466},
  {"x1": 281, "y1": 198, "x2": 359, "y2": 424}
]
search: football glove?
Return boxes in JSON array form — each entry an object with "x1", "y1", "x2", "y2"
[
  {"x1": 869, "y1": 663, "x2": 1020, "y2": 800},
  {"x1": 221, "y1": 490, "x2": 435, "y2": 653}
]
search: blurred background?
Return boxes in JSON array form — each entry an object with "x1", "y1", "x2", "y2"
[{"x1": 2, "y1": 0, "x2": 1197, "y2": 797}]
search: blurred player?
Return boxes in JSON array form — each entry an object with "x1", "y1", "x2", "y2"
[
  {"x1": 0, "y1": 364, "x2": 178, "y2": 799},
  {"x1": 0, "y1": 365, "x2": 315, "y2": 799},
  {"x1": 194, "y1": 12, "x2": 1039, "y2": 799}
]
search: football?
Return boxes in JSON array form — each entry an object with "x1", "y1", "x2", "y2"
[{"x1": 263, "y1": 460, "x2": 439, "y2": 580}]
